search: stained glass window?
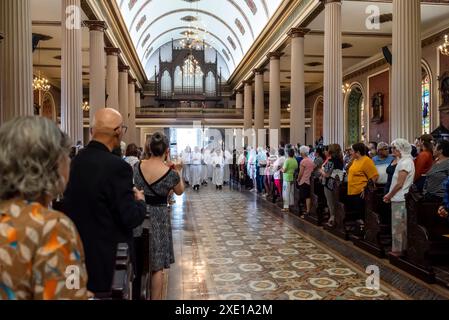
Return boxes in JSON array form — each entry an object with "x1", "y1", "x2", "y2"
[{"x1": 422, "y1": 75, "x2": 430, "y2": 135}]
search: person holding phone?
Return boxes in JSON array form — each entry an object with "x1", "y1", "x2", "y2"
[{"x1": 133, "y1": 132, "x2": 184, "y2": 300}]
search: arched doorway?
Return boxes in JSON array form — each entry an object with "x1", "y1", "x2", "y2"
[
  {"x1": 313, "y1": 96, "x2": 324, "y2": 144},
  {"x1": 346, "y1": 86, "x2": 364, "y2": 146}
]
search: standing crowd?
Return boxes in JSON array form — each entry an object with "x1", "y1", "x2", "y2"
[
  {"x1": 236, "y1": 134, "x2": 449, "y2": 256},
  {"x1": 0, "y1": 109, "x2": 184, "y2": 300}
]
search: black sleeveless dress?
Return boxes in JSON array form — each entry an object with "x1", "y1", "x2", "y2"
[{"x1": 133, "y1": 163, "x2": 180, "y2": 272}]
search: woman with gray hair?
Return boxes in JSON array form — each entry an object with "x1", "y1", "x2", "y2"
[
  {"x1": 383, "y1": 138, "x2": 415, "y2": 256},
  {"x1": 0, "y1": 116, "x2": 88, "y2": 300}
]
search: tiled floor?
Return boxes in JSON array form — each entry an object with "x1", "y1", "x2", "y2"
[{"x1": 166, "y1": 185, "x2": 419, "y2": 300}]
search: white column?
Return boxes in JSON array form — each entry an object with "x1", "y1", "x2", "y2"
[
  {"x1": 118, "y1": 65, "x2": 129, "y2": 141},
  {"x1": 254, "y1": 68, "x2": 265, "y2": 146},
  {"x1": 243, "y1": 81, "x2": 253, "y2": 130},
  {"x1": 135, "y1": 89, "x2": 141, "y2": 146},
  {"x1": 289, "y1": 27, "x2": 309, "y2": 145},
  {"x1": 0, "y1": 0, "x2": 33, "y2": 124},
  {"x1": 391, "y1": 0, "x2": 421, "y2": 141},
  {"x1": 236, "y1": 90, "x2": 243, "y2": 109},
  {"x1": 61, "y1": 0, "x2": 83, "y2": 143},
  {"x1": 128, "y1": 79, "x2": 136, "y2": 144},
  {"x1": 85, "y1": 20, "x2": 107, "y2": 125},
  {"x1": 105, "y1": 47, "x2": 120, "y2": 110},
  {"x1": 323, "y1": 0, "x2": 344, "y2": 146},
  {"x1": 268, "y1": 52, "x2": 282, "y2": 142},
  {"x1": 244, "y1": 81, "x2": 253, "y2": 147}
]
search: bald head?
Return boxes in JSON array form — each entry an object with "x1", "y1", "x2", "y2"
[
  {"x1": 92, "y1": 108, "x2": 123, "y2": 132},
  {"x1": 91, "y1": 108, "x2": 125, "y2": 151}
]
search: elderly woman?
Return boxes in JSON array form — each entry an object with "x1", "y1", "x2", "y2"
[
  {"x1": 347, "y1": 143, "x2": 379, "y2": 224},
  {"x1": 0, "y1": 116, "x2": 88, "y2": 300},
  {"x1": 423, "y1": 140, "x2": 449, "y2": 201},
  {"x1": 383, "y1": 139, "x2": 415, "y2": 256}
]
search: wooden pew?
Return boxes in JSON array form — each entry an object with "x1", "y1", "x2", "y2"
[
  {"x1": 304, "y1": 178, "x2": 328, "y2": 226},
  {"x1": 132, "y1": 221, "x2": 151, "y2": 300},
  {"x1": 389, "y1": 186, "x2": 449, "y2": 287},
  {"x1": 352, "y1": 181, "x2": 392, "y2": 257},
  {"x1": 95, "y1": 243, "x2": 133, "y2": 300}
]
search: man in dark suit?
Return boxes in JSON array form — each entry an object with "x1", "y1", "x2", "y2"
[{"x1": 63, "y1": 108, "x2": 146, "y2": 294}]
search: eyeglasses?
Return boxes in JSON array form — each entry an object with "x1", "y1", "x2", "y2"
[{"x1": 114, "y1": 125, "x2": 128, "y2": 134}]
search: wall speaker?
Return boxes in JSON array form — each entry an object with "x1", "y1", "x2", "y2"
[{"x1": 382, "y1": 46, "x2": 392, "y2": 65}]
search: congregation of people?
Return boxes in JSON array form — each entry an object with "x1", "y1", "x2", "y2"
[
  {"x1": 0, "y1": 110, "x2": 184, "y2": 300},
  {"x1": 234, "y1": 134, "x2": 449, "y2": 257},
  {"x1": 2, "y1": 108, "x2": 449, "y2": 300}
]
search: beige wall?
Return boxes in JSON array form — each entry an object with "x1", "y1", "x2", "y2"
[{"x1": 305, "y1": 37, "x2": 448, "y2": 144}]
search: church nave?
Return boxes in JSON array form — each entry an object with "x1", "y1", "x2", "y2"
[{"x1": 165, "y1": 186, "x2": 447, "y2": 300}]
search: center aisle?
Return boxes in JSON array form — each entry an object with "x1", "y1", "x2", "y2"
[{"x1": 166, "y1": 185, "x2": 409, "y2": 300}]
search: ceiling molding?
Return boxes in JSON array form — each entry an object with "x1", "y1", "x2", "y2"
[
  {"x1": 134, "y1": 8, "x2": 245, "y2": 55},
  {"x1": 228, "y1": 0, "x2": 319, "y2": 88},
  {"x1": 227, "y1": 0, "x2": 255, "y2": 39},
  {"x1": 32, "y1": 21, "x2": 61, "y2": 26},
  {"x1": 86, "y1": 0, "x2": 148, "y2": 87},
  {"x1": 143, "y1": 26, "x2": 236, "y2": 68}
]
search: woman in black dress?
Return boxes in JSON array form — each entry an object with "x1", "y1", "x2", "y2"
[{"x1": 133, "y1": 132, "x2": 184, "y2": 300}]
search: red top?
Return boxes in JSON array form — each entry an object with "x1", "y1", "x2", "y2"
[{"x1": 414, "y1": 150, "x2": 433, "y2": 182}]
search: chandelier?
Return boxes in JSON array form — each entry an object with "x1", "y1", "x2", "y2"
[
  {"x1": 33, "y1": 71, "x2": 51, "y2": 92},
  {"x1": 342, "y1": 83, "x2": 351, "y2": 94},
  {"x1": 82, "y1": 101, "x2": 90, "y2": 112},
  {"x1": 439, "y1": 34, "x2": 449, "y2": 56},
  {"x1": 180, "y1": 2, "x2": 210, "y2": 50}
]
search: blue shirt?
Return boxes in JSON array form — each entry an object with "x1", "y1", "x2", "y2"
[{"x1": 372, "y1": 155, "x2": 394, "y2": 166}]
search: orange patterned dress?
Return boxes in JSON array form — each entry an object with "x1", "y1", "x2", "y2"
[{"x1": 0, "y1": 199, "x2": 88, "y2": 300}]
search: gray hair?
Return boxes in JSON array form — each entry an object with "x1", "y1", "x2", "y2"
[
  {"x1": 299, "y1": 145, "x2": 310, "y2": 156},
  {"x1": 0, "y1": 116, "x2": 72, "y2": 201},
  {"x1": 391, "y1": 138, "x2": 412, "y2": 157}
]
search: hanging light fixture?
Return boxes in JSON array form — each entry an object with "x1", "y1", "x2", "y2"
[
  {"x1": 439, "y1": 34, "x2": 449, "y2": 56},
  {"x1": 33, "y1": 72, "x2": 51, "y2": 92},
  {"x1": 82, "y1": 101, "x2": 90, "y2": 112},
  {"x1": 342, "y1": 83, "x2": 351, "y2": 94},
  {"x1": 33, "y1": 41, "x2": 51, "y2": 92},
  {"x1": 180, "y1": 1, "x2": 210, "y2": 50}
]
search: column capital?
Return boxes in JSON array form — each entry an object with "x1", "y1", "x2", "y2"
[
  {"x1": 266, "y1": 52, "x2": 284, "y2": 61},
  {"x1": 84, "y1": 20, "x2": 107, "y2": 32},
  {"x1": 119, "y1": 65, "x2": 130, "y2": 73},
  {"x1": 287, "y1": 27, "x2": 310, "y2": 38},
  {"x1": 322, "y1": 0, "x2": 341, "y2": 5},
  {"x1": 243, "y1": 80, "x2": 253, "y2": 86},
  {"x1": 253, "y1": 67, "x2": 266, "y2": 76},
  {"x1": 128, "y1": 76, "x2": 137, "y2": 84},
  {"x1": 235, "y1": 88, "x2": 244, "y2": 95},
  {"x1": 105, "y1": 47, "x2": 121, "y2": 56}
]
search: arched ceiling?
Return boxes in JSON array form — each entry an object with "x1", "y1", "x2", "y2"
[{"x1": 116, "y1": 0, "x2": 282, "y2": 79}]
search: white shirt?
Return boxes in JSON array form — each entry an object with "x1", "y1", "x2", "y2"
[
  {"x1": 191, "y1": 152, "x2": 202, "y2": 165},
  {"x1": 389, "y1": 156, "x2": 415, "y2": 202},
  {"x1": 181, "y1": 151, "x2": 191, "y2": 164},
  {"x1": 273, "y1": 156, "x2": 286, "y2": 180}
]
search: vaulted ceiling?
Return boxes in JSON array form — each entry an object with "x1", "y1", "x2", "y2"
[{"x1": 116, "y1": 0, "x2": 282, "y2": 80}]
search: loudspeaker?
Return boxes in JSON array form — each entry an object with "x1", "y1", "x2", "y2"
[{"x1": 382, "y1": 46, "x2": 392, "y2": 65}]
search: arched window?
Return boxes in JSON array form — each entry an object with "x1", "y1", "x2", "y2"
[
  {"x1": 194, "y1": 66, "x2": 203, "y2": 94},
  {"x1": 161, "y1": 70, "x2": 172, "y2": 97},
  {"x1": 205, "y1": 71, "x2": 216, "y2": 96},
  {"x1": 422, "y1": 72, "x2": 431, "y2": 135},
  {"x1": 174, "y1": 66, "x2": 182, "y2": 93}
]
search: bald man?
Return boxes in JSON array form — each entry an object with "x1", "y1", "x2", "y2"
[{"x1": 63, "y1": 108, "x2": 146, "y2": 294}]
